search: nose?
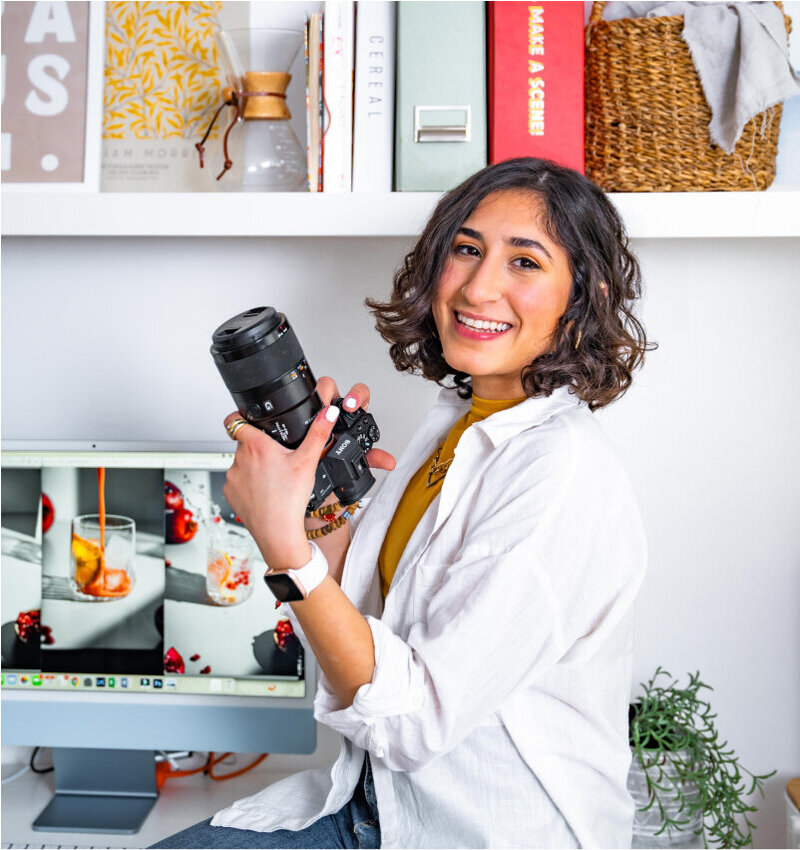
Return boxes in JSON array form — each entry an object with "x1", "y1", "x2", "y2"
[{"x1": 460, "y1": 252, "x2": 504, "y2": 304}]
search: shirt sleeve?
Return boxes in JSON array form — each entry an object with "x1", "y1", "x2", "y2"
[{"x1": 314, "y1": 423, "x2": 645, "y2": 773}]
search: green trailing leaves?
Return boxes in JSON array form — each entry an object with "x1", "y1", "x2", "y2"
[{"x1": 630, "y1": 668, "x2": 775, "y2": 848}]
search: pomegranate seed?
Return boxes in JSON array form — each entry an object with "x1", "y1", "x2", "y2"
[{"x1": 164, "y1": 646, "x2": 185, "y2": 674}]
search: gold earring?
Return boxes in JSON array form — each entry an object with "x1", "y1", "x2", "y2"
[{"x1": 573, "y1": 328, "x2": 583, "y2": 349}]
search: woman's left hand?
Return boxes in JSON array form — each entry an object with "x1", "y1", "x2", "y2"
[{"x1": 222, "y1": 404, "x2": 342, "y2": 571}]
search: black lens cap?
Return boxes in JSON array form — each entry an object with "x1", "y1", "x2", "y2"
[{"x1": 211, "y1": 307, "x2": 282, "y2": 352}]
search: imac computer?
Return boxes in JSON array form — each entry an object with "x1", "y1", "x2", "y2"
[{"x1": 1, "y1": 443, "x2": 318, "y2": 835}]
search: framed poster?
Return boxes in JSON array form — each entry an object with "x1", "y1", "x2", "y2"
[
  {"x1": 1, "y1": 1, "x2": 105, "y2": 192},
  {"x1": 100, "y1": 1, "x2": 248, "y2": 192}
]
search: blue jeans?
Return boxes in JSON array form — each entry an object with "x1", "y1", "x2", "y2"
[{"x1": 149, "y1": 756, "x2": 380, "y2": 849}]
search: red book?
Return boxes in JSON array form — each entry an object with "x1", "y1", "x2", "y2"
[{"x1": 489, "y1": 2, "x2": 584, "y2": 173}]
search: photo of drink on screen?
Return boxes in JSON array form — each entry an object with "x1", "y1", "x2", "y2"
[
  {"x1": 39, "y1": 467, "x2": 165, "y2": 674},
  {"x1": 163, "y1": 469, "x2": 302, "y2": 680},
  {"x1": 1, "y1": 467, "x2": 44, "y2": 671}
]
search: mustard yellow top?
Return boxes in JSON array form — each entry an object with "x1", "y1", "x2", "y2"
[{"x1": 378, "y1": 394, "x2": 526, "y2": 598}]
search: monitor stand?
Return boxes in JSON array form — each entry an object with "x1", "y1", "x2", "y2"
[{"x1": 32, "y1": 748, "x2": 158, "y2": 834}]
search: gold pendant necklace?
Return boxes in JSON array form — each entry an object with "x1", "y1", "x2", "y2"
[{"x1": 426, "y1": 446, "x2": 453, "y2": 487}]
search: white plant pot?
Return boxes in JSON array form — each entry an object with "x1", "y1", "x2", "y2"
[{"x1": 628, "y1": 748, "x2": 705, "y2": 849}]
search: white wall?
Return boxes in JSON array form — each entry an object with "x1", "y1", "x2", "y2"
[
  {"x1": 2, "y1": 233, "x2": 799, "y2": 847},
  {"x1": 600, "y1": 237, "x2": 800, "y2": 849},
  {"x1": 0, "y1": 235, "x2": 438, "y2": 447}
]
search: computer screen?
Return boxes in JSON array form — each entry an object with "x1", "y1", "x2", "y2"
[{"x1": 1, "y1": 447, "x2": 317, "y2": 833}]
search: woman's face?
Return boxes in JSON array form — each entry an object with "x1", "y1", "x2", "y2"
[{"x1": 432, "y1": 189, "x2": 573, "y2": 399}]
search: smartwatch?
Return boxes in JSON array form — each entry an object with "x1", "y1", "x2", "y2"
[{"x1": 263, "y1": 542, "x2": 328, "y2": 603}]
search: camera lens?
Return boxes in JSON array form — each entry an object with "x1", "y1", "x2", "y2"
[{"x1": 210, "y1": 307, "x2": 321, "y2": 448}]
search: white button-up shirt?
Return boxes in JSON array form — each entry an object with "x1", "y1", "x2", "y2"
[{"x1": 213, "y1": 386, "x2": 647, "y2": 848}]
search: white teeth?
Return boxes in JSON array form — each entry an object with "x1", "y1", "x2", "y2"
[{"x1": 456, "y1": 313, "x2": 511, "y2": 333}]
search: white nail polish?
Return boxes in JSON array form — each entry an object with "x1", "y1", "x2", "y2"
[
  {"x1": 344, "y1": 396, "x2": 357, "y2": 410},
  {"x1": 325, "y1": 405, "x2": 340, "y2": 423}
]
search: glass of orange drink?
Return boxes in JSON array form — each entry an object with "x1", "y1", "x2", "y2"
[
  {"x1": 70, "y1": 514, "x2": 135, "y2": 601},
  {"x1": 206, "y1": 524, "x2": 254, "y2": 606}
]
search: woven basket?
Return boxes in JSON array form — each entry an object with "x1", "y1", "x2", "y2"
[{"x1": 584, "y1": 1, "x2": 790, "y2": 192}]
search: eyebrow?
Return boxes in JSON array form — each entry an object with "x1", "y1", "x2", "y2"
[{"x1": 457, "y1": 226, "x2": 553, "y2": 260}]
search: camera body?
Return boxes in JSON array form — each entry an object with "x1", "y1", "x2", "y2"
[
  {"x1": 210, "y1": 307, "x2": 380, "y2": 512},
  {"x1": 312, "y1": 397, "x2": 380, "y2": 510}
]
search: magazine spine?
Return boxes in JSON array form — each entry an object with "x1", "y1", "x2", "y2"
[{"x1": 322, "y1": 1, "x2": 355, "y2": 193}]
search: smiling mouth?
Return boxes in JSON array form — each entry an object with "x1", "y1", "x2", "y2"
[{"x1": 454, "y1": 311, "x2": 512, "y2": 334}]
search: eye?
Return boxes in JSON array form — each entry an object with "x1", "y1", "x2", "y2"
[
  {"x1": 453, "y1": 243, "x2": 481, "y2": 258},
  {"x1": 512, "y1": 256, "x2": 541, "y2": 271}
]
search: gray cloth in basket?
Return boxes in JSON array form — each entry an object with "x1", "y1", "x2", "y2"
[{"x1": 602, "y1": 2, "x2": 800, "y2": 153}]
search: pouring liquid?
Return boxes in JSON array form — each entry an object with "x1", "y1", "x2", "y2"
[{"x1": 71, "y1": 467, "x2": 132, "y2": 598}]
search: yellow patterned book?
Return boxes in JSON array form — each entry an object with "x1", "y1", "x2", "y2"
[{"x1": 101, "y1": 1, "x2": 248, "y2": 191}]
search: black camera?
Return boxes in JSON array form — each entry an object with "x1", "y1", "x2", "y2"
[{"x1": 210, "y1": 306, "x2": 380, "y2": 512}]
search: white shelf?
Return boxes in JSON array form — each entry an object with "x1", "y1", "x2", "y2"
[{"x1": 1, "y1": 189, "x2": 798, "y2": 238}]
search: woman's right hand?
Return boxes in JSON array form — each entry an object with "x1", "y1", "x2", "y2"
[
  {"x1": 315, "y1": 376, "x2": 397, "y2": 473},
  {"x1": 309, "y1": 377, "x2": 396, "y2": 583}
]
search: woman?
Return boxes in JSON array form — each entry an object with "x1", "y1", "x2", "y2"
[{"x1": 153, "y1": 157, "x2": 652, "y2": 849}]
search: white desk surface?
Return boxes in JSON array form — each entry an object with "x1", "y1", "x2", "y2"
[{"x1": 1, "y1": 757, "x2": 299, "y2": 848}]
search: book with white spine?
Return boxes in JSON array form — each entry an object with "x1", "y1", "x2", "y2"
[
  {"x1": 322, "y1": 0, "x2": 355, "y2": 193},
  {"x1": 352, "y1": 2, "x2": 396, "y2": 192}
]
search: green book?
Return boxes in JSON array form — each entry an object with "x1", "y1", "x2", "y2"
[{"x1": 394, "y1": 2, "x2": 488, "y2": 191}]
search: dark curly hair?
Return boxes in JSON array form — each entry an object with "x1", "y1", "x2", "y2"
[{"x1": 366, "y1": 157, "x2": 654, "y2": 410}]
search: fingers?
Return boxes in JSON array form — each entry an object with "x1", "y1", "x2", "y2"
[
  {"x1": 295, "y1": 403, "x2": 341, "y2": 464},
  {"x1": 224, "y1": 412, "x2": 246, "y2": 429},
  {"x1": 315, "y1": 376, "x2": 340, "y2": 406},
  {"x1": 223, "y1": 412, "x2": 266, "y2": 446},
  {"x1": 224, "y1": 412, "x2": 253, "y2": 441},
  {"x1": 341, "y1": 382, "x2": 371, "y2": 413},
  {"x1": 315, "y1": 379, "x2": 371, "y2": 413},
  {"x1": 366, "y1": 447, "x2": 397, "y2": 471}
]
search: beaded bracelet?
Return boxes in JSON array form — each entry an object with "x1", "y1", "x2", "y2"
[
  {"x1": 305, "y1": 503, "x2": 359, "y2": 540},
  {"x1": 307, "y1": 501, "x2": 342, "y2": 518}
]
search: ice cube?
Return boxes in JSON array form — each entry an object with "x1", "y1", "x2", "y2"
[{"x1": 104, "y1": 533, "x2": 134, "y2": 571}]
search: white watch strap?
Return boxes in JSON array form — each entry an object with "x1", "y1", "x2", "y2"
[{"x1": 286, "y1": 541, "x2": 328, "y2": 597}]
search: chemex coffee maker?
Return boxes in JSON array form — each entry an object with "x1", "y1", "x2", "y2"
[{"x1": 197, "y1": 27, "x2": 307, "y2": 191}]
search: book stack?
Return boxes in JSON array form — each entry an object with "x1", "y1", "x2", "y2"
[
  {"x1": 311, "y1": 0, "x2": 584, "y2": 192},
  {"x1": 307, "y1": 1, "x2": 396, "y2": 193}
]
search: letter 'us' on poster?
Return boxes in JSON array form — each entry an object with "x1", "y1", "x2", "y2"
[{"x1": 1, "y1": 1, "x2": 92, "y2": 185}]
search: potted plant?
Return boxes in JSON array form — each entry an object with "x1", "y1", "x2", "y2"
[{"x1": 628, "y1": 668, "x2": 775, "y2": 849}]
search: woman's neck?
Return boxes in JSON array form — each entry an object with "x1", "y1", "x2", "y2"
[{"x1": 470, "y1": 375, "x2": 526, "y2": 400}]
